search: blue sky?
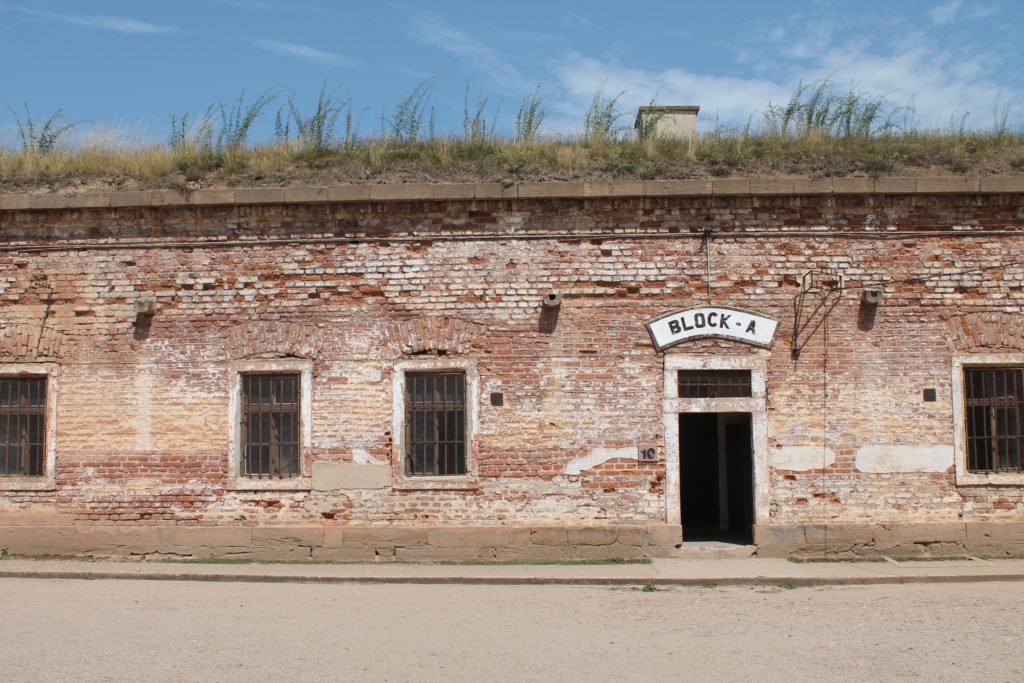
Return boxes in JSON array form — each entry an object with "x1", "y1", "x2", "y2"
[{"x1": 0, "y1": 0, "x2": 1021, "y2": 144}]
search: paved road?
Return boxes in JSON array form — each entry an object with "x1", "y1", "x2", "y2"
[{"x1": 2, "y1": 579, "x2": 1022, "y2": 682}]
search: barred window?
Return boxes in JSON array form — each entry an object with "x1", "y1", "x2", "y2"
[
  {"x1": 241, "y1": 373, "x2": 300, "y2": 478},
  {"x1": 678, "y1": 370, "x2": 752, "y2": 398},
  {"x1": 0, "y1": 377, "x2": 47, "y2": 477},
  {"x1": 965, "y1": 367, "x2": 1023, "y2": 473},
  {"x1": 405, "y1": 372, "x2": 466, "y2": 476}
]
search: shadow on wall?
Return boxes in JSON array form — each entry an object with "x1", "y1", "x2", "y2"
[
  {"x1": 857, "y1": 290, "x2": 882, "y2": 331},
  {"x1": 539, "y1": 306, "x2": 560, "y2": 334}
]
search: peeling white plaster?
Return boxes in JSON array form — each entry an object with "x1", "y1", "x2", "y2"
[
  {"x1": 773, "y1": 446, "x2": 834, "y2": 471},
  {"x1": 352, "y1": 448, "x2": 385, "y2": 465},
  {"x1": 312, "y1": 462, "x2": 390, "y2": 490},
  {"x1": 855, "y1": 445, "x2": 953, "y2": 473},
  {"x1": 338, "y1": 363, "x2": 382, "y2": 383},
  {"x1": 564, "y1": 447, "x2": 637, "y2": 475}
]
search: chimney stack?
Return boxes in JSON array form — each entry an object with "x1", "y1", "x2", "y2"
[{"x1": 634, "y1": 106, "x2": 699, "y2": 140}]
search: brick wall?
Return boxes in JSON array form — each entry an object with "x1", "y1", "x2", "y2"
[{"x1": 0, "y1": 186, "x2": 1022, "y2": 540}]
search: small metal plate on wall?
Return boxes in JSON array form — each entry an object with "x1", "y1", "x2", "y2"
[{"x1": 638, "y1": 442, "x2": 658, "y2": 462}]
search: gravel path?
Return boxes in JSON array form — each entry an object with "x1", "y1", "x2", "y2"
[{"x1": 2, "y1": 579, "x2": 1022, "y2": 682}]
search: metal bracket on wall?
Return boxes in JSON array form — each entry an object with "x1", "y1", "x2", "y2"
[
  {"x1": 799, "y1": 270, "x2": 844, "y2": 295},
  {"x1": 792, "y1": 270, "x2": 844, "y2": 359}
]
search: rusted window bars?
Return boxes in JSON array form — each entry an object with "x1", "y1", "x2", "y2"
[
  {"x1": 405, "y1": 372, "x2": 467, "y2": 476},
  {"x1": 678, "y1": 370, "x2": 752, "y2": 399},
  {"x1": 965, "y1": 367, "x2": 1024, "y2": 473},
  {"x1": 241, "y1": 374, "x2": 300, "y2": 478},
  {"x1": 0, "y1": 378, "x2": 46, "y2": 476}
]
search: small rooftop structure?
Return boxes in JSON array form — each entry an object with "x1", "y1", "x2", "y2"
[{"x1": 634, "y1": 105, "x2": 700, "y2": 140}]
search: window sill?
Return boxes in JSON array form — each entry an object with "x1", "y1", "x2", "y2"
[
  {"x1": 956, "y1": 472, "x2": 1024, "y2": 487},
  {"x1": 0, "y1": 478, "x2": 56, "y2": 492},
  {"x1": 226, "y1": 478, "x2": 312, "y2": 492},
  {"x1": 393, "y1": 477, "x2": 480, "y2": 491}
]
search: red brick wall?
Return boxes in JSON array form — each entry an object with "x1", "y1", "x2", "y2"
[{"x1": 0, "y1": 191, "x2": 1021, "y2": 528}]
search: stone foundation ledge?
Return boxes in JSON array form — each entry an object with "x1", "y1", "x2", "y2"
[
  {"x1": 755, "y1": 521, "x2": 1024, "y2": 558},
  {"x1": 2, "y1": 177, "x2": 1022, "y2": 213},
  {"x1": 0, "y1": 524, "x2": 683, "y2": 561}
]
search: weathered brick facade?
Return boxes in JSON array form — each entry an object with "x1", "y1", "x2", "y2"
[{"x1": 0, "y1": 178, "x2": 1022, "y2": 558}]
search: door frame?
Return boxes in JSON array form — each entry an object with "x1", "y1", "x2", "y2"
[{"x1": 663, "y1": 354, "x2": 769, "y2": 527}]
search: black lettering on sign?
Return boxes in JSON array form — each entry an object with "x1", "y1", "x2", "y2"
[
  {"x1": 668, "y1": 319, "x2": 681, "y2": 334},
  {"x1": 708, "y1": 311, "x2": 719, "y2": 327},
  {"x1": 681, "y1": 316, "x2": 694, "y2": 331},
  {"x1": 746, "y1": 320, "x2": 757, "y2": 334},
  {"x1": 719, "y1": 313, "x2": 731, "y2": 328},
  {"x1": 694, "y1": 312, "x2": 706, "y2": 328}
]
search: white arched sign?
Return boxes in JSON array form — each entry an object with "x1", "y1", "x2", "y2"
[{"x1": 646, "y1": 306, "x2": 779, "y2": 350}]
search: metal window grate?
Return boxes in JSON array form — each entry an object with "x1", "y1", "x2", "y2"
[
  {"x1": 0, "y1": 377, "x2": 47, "y2": 477},
  {"x1": 405, "y1": 372, "x2": 467, "y2": 476},
  {"x1": 678, "y1": 370, "x2": 752, "y2": 398},
  {"x1": 965, "y1": 367, "x2": 1023, "y2": 473},
  {"x1": 241, "y1": 374, "x2": 301, "y2": 478}
]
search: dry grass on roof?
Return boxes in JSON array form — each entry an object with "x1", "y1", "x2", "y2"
[
  {"x1": 3, "y1": 79, "x2": 1023, "y2": 195},
  {"x1": 1, "y1": 132, "x2": 1023, "y2": 196}
]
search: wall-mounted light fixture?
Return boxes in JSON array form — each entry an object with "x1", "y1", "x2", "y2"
[
  {"x1": 538, "y1": 292, "x2": 561, "y2": 334},
  {"x1": 861, "y1": 289, "x2": 883, "y2": 305},
  {"x1": 856, "y1": 288, "x2": 883, "y2": 333}
]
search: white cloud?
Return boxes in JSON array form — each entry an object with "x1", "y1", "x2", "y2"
[
  {"x1": 929, "y1": 0, "x2": 963, "y2": 25},
  {"x1": 214, "y1": 0, "x2": 273, "y2": 9},
  {"x1": 549, "y1": 5, "x2": 1022, "y2": 134},
  {"x1": 796, "y1": 29, "x2": 1017, "y2": 128},
  {"x1": 72, "y1": 15, "x2": 175, "y2": 33},
  {"x1": 964, "y1": 2, "x2": 999, "y2": 19},
  {"x1": 549, "y1": 53, "x2": 788, "y2": 134},
  {"x1": 9, "y1": 7, "x2": 176, "y2": 33},
  {"x1": 781, "y1": 17, "x2": 835, "y2": 60},
  {"x1": 548, "y1": 12, "x2": 1022, "y2": 135},
  {"x1": 249, "y1": 38, "x2": 355, "y2": 67},
  {"x1": 406, "y1": 13, "x2": 530, "y2": 94}
]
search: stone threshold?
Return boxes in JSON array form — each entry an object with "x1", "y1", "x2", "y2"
[{"x1": 1, "y1": 176, "x2": 1023, "y2": 212}]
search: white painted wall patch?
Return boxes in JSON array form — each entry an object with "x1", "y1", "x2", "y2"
[
  {"x1": 773, "y1": 445, "x2": 835, "y2": 472},
  {"x1": 564, "y1": 447, "x2": 638, "y2": 475},
  {"x1": 855, "y1": 445, "x2": 953, "y2": 473}
]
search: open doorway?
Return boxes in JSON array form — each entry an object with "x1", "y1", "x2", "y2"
[{"x1": 679, "y1": 412, "x2": 753, "y2": 543}]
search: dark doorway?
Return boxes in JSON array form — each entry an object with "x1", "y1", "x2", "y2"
[{"x1": 679, "y1": 412, "x2": 753, "y2": 543}]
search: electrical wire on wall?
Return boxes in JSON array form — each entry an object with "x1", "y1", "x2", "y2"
[
  {"x1": 792, "y1": 274, "x2": 844, "y2": 556},
  {"x1": 790, "y1": 251, "x2": 1024, "y2": 558},
  {"x1": 821, "y1": 309, "x2": 830, "y2": 556},
  {"x1": 702, "y1": 229, "x2": 713, "y2": 305}
]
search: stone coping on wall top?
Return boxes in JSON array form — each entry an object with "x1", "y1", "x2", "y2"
[{"x1": 0, "y1": 176, "x2": 1022, "y2": 212}]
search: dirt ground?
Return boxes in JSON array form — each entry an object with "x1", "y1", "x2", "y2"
[{"x1": 2, "y1": 579, "x2": 1022, "y2": 682}]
